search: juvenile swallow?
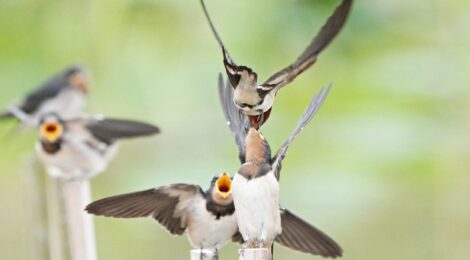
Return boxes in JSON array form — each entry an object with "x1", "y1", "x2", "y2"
[
  {"x1": 36, "y1": 113, "x2": 159, "y2": 179},
  {"x1": 0, "y1": 65, "x2": 89, "y2": 125},
  {"x1": 86, "y1": 174, "x2": 238, "y2": 254},
  {"x1": 219, "y1": 75, "x2": 341, "y2": 257},
  {"x1": 201, "y1": 0, "x2": 352, "y2": 129},
  {"x1": 86, "y1": 173, "x2": 341, "y2": 257},
  {"x1": 220, "y1": 74, "x2": 334, "y2": 250}
]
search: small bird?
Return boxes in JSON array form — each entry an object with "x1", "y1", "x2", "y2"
[
  {"x1": 222, "y1": 74, "x2": 333, "y2": 251},
  {"x1": 201, "y1": 0, "x2": 352, "y2": 129},
  {"x1": 0, "y1": 65, "x2": 89, "y2": 125},
  {"x1": 86, "y1": 173, "x2": 238, "y2": 254},
  {"x1": 36, "y1": 113, "x2": 160, "y2": 179},
  {"x1": 86, "y1": 173, "x2": 342, "y2": 257},
  {"x1": 220, "y1": 74, "x2": 341, "y2": 257},
  {"x1": 85, "y1": 78, "x2": 340, "y2": 258}
]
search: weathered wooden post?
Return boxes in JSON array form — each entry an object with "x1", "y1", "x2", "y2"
[
  {"x1": 46, "y1": 168, "x2": 97, "y2": 260},
  {"x1": 24, "y1": 155, "x2": 49, "y2": 260},
  {"x1": 190, "y1": 249, "x2": 218, "y2": 260},
  {"x1": 239, "y1": 248, "x2": 271, "y2": 260}
]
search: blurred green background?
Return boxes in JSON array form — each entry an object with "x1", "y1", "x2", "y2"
[{"x1": 1, "y1": 0, "x2": 469, "y2": 259}]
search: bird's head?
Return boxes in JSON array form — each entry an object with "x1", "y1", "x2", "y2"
[
  {"x1": 245, "y1": 127, "x2": 271, "y2": 163},
  {"x1": 66, "y1": 65, "x2": 90, "y2": 94},
  {"x1": 210, "y1": 172, "x2": 233, "y2": 205},
  {"x1": 39, "y1": 114, "x2": 64, "y2": 143}
]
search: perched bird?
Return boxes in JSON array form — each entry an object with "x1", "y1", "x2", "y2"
[
  {"x1": 85, "y1": 77, "x2": 341, "y2": 258},
  {"x1": 36, "y1": 113, "x2": 160, "y2": 179},
  {"x1": 86, "y1": 173, "x2": 341, "y2": 257},
  {"x1": 201, "y1": 0, "x2": 352, "y2": 129},
  {"x1": 86, "y1": 173, "x2": 238, "y2": 254},
  {"x1": 0, "y1": 65, "x2": 89, "y2": 125},
  {"x1": 221, "y1": 73, "x2": 334, "y2": 251}
]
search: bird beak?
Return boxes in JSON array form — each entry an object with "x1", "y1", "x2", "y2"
[
  {"x1": 40, "y1": 122, "x2": 63, "y2": 142},
  {"x1": 216, "y1": 173, "x2": 232, "y2": 198},
  {"x1": 248, "y1": 108, "x2": 272, "y2": 130}
]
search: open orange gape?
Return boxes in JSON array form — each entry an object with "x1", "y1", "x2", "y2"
[{"x1": 216, "y1": 173, "x2": 232, "y2": 197}]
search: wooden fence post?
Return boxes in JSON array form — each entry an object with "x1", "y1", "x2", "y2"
[
  {"x1": 239, "y1": 248, "x2": 271, "y2": 260},
  {"x1": 46, "y1": 168, "x2": 97, "y2": 260},
  {"x1": 24, "y1": 155, "x2": 49, "y2": 260},
  {"x1": 190, "y1": 249, "x2": 218, "y2": 260}
]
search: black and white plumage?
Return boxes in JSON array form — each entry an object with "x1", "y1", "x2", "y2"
[
  {"x1": 219, "y1": 74, "x2": 340, "y2": 256},
  {"x1": 36, "y1": 113, "x2": 160, "y2": 179},
  {"x1": 1, "y1": 65, "x2": 89, "y2": 125},
  {"x1": 87, "y1": 172, "x2": 341, "y2": 257},
  {"x1": 86, "y1": 173, "x2": 239, "y2": 252},
  {"x1": 202, "y1": 0, "x2": 352, "y2": 129}
]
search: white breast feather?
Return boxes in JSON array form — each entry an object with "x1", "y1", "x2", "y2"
[{"x1": 232, "y1": 171, "x2": 281, "y2": 243}]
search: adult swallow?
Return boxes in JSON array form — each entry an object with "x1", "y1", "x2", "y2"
[
  {"x1": 201, "y1": 0, "x2": 352, "y2": 129},
  {"x1": 219, "y1": 75, "x2": 341, "y2": 257},
  {"x1": 36, "y1": 113, "x2": 160, "y2": 179},
  {"x1": 0, "y1": 65, "x2": 89, "y2": 125},
  {"x1": 220, "y1": 73, "x2": 334, "y2": 251},
  {"x1": 86, "y1": 173, "x2": 341, "y2": 257}
]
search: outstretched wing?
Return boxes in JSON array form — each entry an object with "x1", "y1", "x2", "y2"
[
  {"x1": 272, "y1": 84, "x2": 332, "y2": 180},
  {"x1": 260, "y1": 0, "x2": 352, "y2": 92},
  {"x1": 218, "y1": 74, "x2": 250, "y2": 163},
  {"x1": 85, "y1": 117, "x2": 160, "y2": 144},
  {"x1": 275, "y1": 208, "x2": 343, "y2": 258},
  {"x1": 200, "y1": 0, "x2": 256, "y2": 88},
  {"x1": 85, "y1": 184, "x2": 204, "y2": 235}
]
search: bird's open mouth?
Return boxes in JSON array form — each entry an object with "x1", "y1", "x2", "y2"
[
  {"x1": 216, "y1": 173, "x2": 232, "y2": 197},
  {"x1": 40, "y1": 122, "x2": 63, "y2": 142},
  {"x1": 248, "y1": 108, "x2": 272, "y2": 130}
]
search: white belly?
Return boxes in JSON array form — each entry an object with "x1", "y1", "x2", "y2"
[
  {"x1": 34, "y1": 88, "x2": 87, "y2": 122},
  {"x1": 35, "y1": 140, "x2": 117, "y2": 179},
  {"x1": 232, "y1": 172, "x2": 281, "y2": 242},
  {"x1": 186, "y1": 197, "x2": 238, "y2": 249}
]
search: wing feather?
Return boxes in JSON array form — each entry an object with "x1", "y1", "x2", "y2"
[
  {"x1": 272, "y1": 84, "x2": 332, "y2": 180},
  {"x1": 275, "y1": 208, "x2": 343, "y2": 258},
  {"x1": 85, "y1": 184, "x2": 203, "y2": 235},
  {"x1": 200, "y1": 0, "x2": 257, "y2": 88},
  {"x1": 218, "y1": 74, "x2": 250, "y2": 163},
  {"x1": 85, "y1": 118, "x2": 160, "y2": 144},
  {"x1": 261, "y1": 0, "x2": 352, "y2": 90}
]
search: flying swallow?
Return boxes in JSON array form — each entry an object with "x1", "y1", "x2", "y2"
[
  {"x1": 218, "y1": 73, "x2": 335, "y2": 252},
  {"x1": 86, "y1": 173, "x2": 341, "y2": 257},
  {"x1": 36, "y1": 113, "x2": 160, "y2": 179},
  {"x1": 0, "y1": 65, "x2": 89, "y2": 125},
  {"x1": 201, "y1": 0, "x2": 352, "y2": 129},
  {"x1": 219, "y1": 75, "x2": 341, "y2": 257}
]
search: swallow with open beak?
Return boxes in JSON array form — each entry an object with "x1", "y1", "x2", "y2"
[
  {"x1": 220, "y1": 74, "x2": 334, "y2": 251},
  {"x1": 219, "y1": 75, "x2": 341, "y2": 257},
  {"x1": 201, "y1": 0, "x2": 352, "y2": 129},
  {"x1": 86, "y1": 173, "x2": 238, "y2": 255},
  {"x1": 0, "y1": 65, "x2": 89, "y2": 125},
  {"x1": 85, "y1": 78, "x2": 340, "y2": 258},
  {"x1": 86, "y1": 173, "x2": 341, "y2": 257},
  {"x1": 36, "y1": 113, "x2": 160, "y2": 180}
]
